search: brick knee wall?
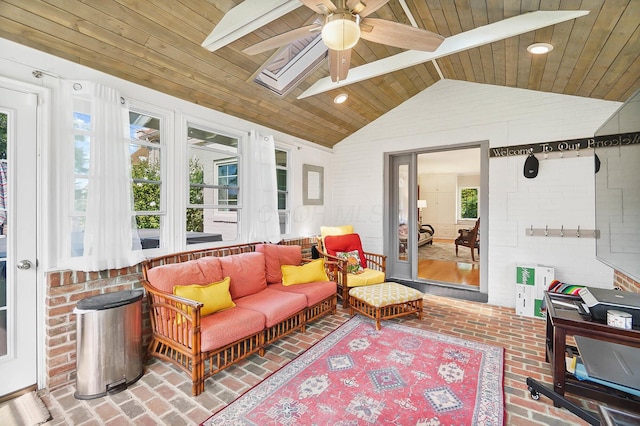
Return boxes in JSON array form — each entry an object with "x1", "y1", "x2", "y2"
[
  {"x1": 43, "y1": 258, "x2": 636, "y2": 391},
  {"x1": 42, "y1": 237, "x2": 319, "y2": 391},
  {"x1": 45, "y1": 265, "x2": 150, "y2": 391},
  {"x1": 614, "y1": 270, "x2": 640, "y2": 292}
]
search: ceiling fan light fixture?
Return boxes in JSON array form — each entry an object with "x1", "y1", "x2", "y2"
[
  {"x1": 527, "y1": 42, "x2": 553, "y2": 54},
  {"x1": 322, "y1": 13, "x2": 361, "y2": 51},
  {"x1": 334, "y1": 93, "x2": 348, "y2": 104}
]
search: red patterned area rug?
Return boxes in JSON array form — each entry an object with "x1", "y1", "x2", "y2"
[{"x1": 202, "y1": 316, "x2": 504, "y2": 425}]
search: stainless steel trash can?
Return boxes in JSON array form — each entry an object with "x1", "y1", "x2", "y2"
[{"x1": 74, "y1": 289, "x2": 144, "y2": 399}]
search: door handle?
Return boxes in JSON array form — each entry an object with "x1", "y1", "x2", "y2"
[{"x1": 17, "y1": 259, "x2": 33, "y2": 270}]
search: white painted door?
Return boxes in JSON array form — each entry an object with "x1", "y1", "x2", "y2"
[{"x1": 0, "y1": 86, "x2": 38, "y2": 396}]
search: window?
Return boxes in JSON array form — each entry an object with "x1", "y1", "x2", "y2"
[
  {"x1": 253, "y1": 28, "x2": 327, "y2": 97},
  {"x1": 187, "y1": 125, "x2": 240, "y2": 243},
  {"x1": 276, "y1": 148, "x2": 289, "y2": 234},
  {"x1": 459, "y1": 187, "x2": 479, "y2": 220},
  {"x1": 62, "y1": 84, "x2": 148, "y2": 269},
  {"x1": 129, "y1": 111, "x2": 163, "y2": 249}
]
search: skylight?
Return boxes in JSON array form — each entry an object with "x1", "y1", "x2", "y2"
[{"x1": 253, "y1": 32, "x2": 327, "y2": 97}]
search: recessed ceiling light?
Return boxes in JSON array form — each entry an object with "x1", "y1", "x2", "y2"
[
  {"x1": 527, "y1": 42, "x2": 553, "y2": 54},
  {"x1": 334, "y1": 93, "x2": 348, "y2": 104}
]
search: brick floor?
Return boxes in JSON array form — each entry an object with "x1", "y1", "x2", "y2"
[{"x1": 38, "y1": 294, "x2": 598, "y2": 425}]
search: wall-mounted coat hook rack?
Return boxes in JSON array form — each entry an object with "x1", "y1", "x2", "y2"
[{"x1": 525, "y1": 226, "x2": 599, "y2": 238}]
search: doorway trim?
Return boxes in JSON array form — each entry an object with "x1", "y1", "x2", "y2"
[{"x1": 384, "y1": 141, "x2": 489, "y2": 295}]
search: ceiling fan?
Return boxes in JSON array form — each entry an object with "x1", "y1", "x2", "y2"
[
  {"x1": 202, "y1": 2, "x2": 589, "y2": 98},
  {"x1": 240, "y1": 0, "x2": 444, "y2": 82}
]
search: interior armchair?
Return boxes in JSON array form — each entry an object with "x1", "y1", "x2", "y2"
[
  {"x1": 317, "y1": 226, "x2": 386, "y2": 307},
  {"x1": 455, "y1": 218, "x2": 480, "y2": 261}
]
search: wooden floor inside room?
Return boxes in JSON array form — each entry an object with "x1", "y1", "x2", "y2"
[
  {"x1": 417, "y1": 259, "x2": 480, "y2": 286},
  {"x1": 418, "y1": 238, "x2": 479, "y2": 287}
]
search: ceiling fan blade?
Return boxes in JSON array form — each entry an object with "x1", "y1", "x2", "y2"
[
  {"x1": 360, "y1": 18, "x2": 444, "y2": 51},
  {"x1": 348, "y1": 0, "x2": 390, "y2": 18},
  {"x1": 299, "y1": 10, "x2": 590, "y2": 98},
  {"x1": 242, "y1": 24, "x2": 321, "y2": 55},
  {"x1": 328, "y1": 48, "x2": 351, "y2": 82},
  {"x1": 202, "y1": 0, "x2": 302, "y2": 52},
  {"x1": 299, "y1": 0, "x2": 336, "y2": 15}
]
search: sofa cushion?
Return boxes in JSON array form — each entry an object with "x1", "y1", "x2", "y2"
[
  {"x1": 268, "y1": 281, "x2": 336, "y2": 306},
  {"x1": 323, "y1": 233, "x2": 368, "y2": 268},
  {"x1": 219, "y1": 252, "x2": 267, "y2": 299},
  {"x1": 200, "y1": 307, "x2": 265, "y2": 352},
  {"x1": 281, "y1": 259, "x2": 329, "y2": 286},
  {"x1": 173, "y1": 277, "x2": 235, "y2": 317},
  {"x1": 234, "y1": 288, "x2": 307, "y2": 327},
  {"x1": 197, "y1": 256, "x2": 225, "y2": 282},
  {"x1": 146, "y1": 256, "x2": 223, "y2": 294},
  {"x1": 256, "y1": 244, "x2": 302, "y2": 284}
]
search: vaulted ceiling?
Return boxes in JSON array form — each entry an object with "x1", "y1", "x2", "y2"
[{"x1": 0, "y1": 1, "x2": 638, "y2": 148}]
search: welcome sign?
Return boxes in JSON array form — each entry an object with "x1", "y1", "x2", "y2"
[{"x1": 489, "y1": 131, "x2": 640, "y2": 158}]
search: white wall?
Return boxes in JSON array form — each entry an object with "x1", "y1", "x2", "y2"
[
  {"x1": 0, "y1": 38, "x2": 333, "y2": 270},
  {"x1": 333, "y1": 79, "x2": 621, "y2": 307}
]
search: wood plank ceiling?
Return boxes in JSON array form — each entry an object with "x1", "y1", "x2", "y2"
[{"x1": 0, "y1": 1, "x2": 638, "y2": 148}]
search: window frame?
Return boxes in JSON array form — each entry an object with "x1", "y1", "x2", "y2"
[
  {"x1": 129, "y1": 106, "x2": 167, "y2": 252},
  {"x1": 185, "y1": 121, "x2": 243, "y2": 244}
]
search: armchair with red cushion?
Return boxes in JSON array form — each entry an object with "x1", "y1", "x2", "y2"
[{"x1": 318, "y1": 232, "x2": 386, "y2": 307}]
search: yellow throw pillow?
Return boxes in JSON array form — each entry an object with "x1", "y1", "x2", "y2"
[
  {"x1": 173, "y1": 277, "x2": 235, "y2": 316},
  {"x1": 281, "y1": 259, "x2": 329, "y2": 286}
]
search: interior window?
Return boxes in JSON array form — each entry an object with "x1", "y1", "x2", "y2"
[{"x1": 459, "y1": 187, "x2": 479, "y2": 220}]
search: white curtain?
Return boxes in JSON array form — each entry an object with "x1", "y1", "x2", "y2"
[
  {"x1": 0, "y1": 161, "x2": 7, "y2": 233},
  {"x1": 59, "y1": 81, "x2": 144, "y2": 271},
  {"x1": 245, "y1": 131, "x2": 281, "y2": 243}
]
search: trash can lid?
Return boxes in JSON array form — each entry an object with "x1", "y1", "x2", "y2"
[{"x1": 76, "y1": 289, "x2": 144, "y2": 311}]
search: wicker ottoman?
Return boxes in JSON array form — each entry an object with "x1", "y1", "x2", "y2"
[{"x1": 348, "y1": 282, "x2": 424, "y2": 330}]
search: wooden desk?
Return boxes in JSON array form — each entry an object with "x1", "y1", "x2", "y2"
[{"x1": 544, "y1": 291, "x2": 640, "y2": 410}]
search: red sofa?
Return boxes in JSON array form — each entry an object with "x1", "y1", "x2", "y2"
[{"x1": 141, "y1": 243, "x2": 337, "y2": 396}]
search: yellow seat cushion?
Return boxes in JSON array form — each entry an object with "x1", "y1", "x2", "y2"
[
  {"x1": 174, "y1": 276, "x2": 235, "y2": 316},
  {"x1": 281, "y1": 259, "x2": 329, "y2": 286},
  {"x1": 349, "y1": 282, "x2": 424, "y2": 307},
  {"x1": 346, "y1": 268, "x2": 385, "y2": 287}
]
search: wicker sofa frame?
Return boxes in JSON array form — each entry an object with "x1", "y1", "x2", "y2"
[{"x1": 141, "y1": 242, "x2": 338, "y2": 396}]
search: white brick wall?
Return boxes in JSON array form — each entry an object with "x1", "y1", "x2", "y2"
[{"x1": 333, "y1": 79, "x2": 621, "y2": 307}]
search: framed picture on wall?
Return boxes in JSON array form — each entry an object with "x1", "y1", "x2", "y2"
[{"x1": 303, "y1": 164, "x2": 323, "y2": 205}]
